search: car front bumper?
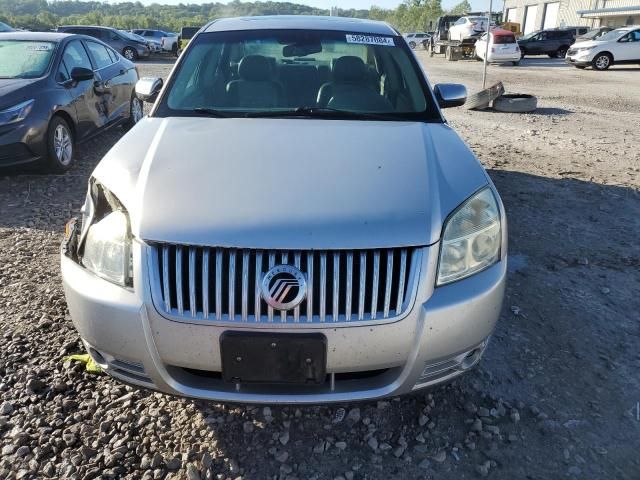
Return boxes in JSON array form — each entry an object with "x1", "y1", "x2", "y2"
[
  {"x1": 62, "y1": 229, "x2": 506, "y2": 404},
  {"x1": 0, "y1": 118, "x2": 48, "y2": 167},
  {"x1": 565, "y1": 55, "x2": 592, "y2": 66}
]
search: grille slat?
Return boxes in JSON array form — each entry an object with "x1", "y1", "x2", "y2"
[
  {"x1": 176, "y1": 246, "x2": 184, "y2": 315},
  {"x1": 202, "y1": 248, "x2": 210, "y2": 318},
  {"x1": 152, "y1": 245, "x2": 418, "y2": 325}
]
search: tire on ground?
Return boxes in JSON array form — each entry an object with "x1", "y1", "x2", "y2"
[
  {"x1": 493, "y1": 94, "x2": 538, "y2": 113},
  {"x1": 465, "y1": 81, "x2": 505, "y2": 110}
]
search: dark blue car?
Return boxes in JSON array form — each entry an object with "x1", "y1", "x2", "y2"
[{"x1": 0, "y1": 32, "x2": 142, "y2": 172}]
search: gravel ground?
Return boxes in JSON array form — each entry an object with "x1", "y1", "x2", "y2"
[{"x1": 0, "y1": 54, "x2": 639, "y2": 480}]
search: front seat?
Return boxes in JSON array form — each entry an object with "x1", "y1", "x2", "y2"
[
  {"x1": 226, "y1": 55, "x2": 282, "y2": 109},
  {"x1": 316, "y1": 56, "x2": 393, "y2": 112}
]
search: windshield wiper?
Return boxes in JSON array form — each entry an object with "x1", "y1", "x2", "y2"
[
  {"x1": 192, "y1": 107, "x2": 231, "y2": 118},
  {"x1": 244, "y1": 107, "x2": 398, "y2": 121}
]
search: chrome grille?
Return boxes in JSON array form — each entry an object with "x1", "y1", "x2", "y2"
[{"x1": 149, "y1": 245, "x2": 420, "y2": 325}]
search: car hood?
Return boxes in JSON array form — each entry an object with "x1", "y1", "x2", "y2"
[
  {"x1": 571, "y1": 39, "x2": 600, "y2": 48},
  {"x1": 0, "y1": 78, "x2": 41, "y2": 110},
  {"x1": 93, "y1": 117, "x2": 489, "y2": 249}
]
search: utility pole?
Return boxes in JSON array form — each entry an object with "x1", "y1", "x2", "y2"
[{"x1": 482, "y1": 0, "x2": 493, "y2": 89}]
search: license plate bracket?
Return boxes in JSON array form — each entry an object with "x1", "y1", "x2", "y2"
[{"x1": 220, "y1": 332, "x2": 327, "y2": 385}]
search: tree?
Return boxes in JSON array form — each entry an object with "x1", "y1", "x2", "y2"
[{"x1": 449, "y1": 0, "x2": 472, "y2": 15}]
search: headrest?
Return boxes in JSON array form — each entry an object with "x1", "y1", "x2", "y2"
[
  {"x1": 238, "y1": 55, "x2": 272, "y2": 81},
  {"x1": 332, "y1": 56, "x2": 367, "y2": 83}
]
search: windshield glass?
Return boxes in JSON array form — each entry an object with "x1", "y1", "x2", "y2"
[
  {"x1": 519, "y1": 31, "x2": 538, "y2": 40},
  {"x1": 0, "y1": 21, "x2": 12, "y2": 32},
  {"x1": 160, "y1": 29, "x2": 435, "y2": 120},
  {"x1": 596, "y1": 29, "x2": 628, "y2": 42},
  {"x1": 0, "y1": 40, "x2": 55, "y2": 78},
  {"x1": 119, "y1": 30, "x2": 142, "y2": 41}
]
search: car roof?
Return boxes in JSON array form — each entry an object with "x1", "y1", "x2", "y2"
[
  {"x1": 60, "y1": 25, "x2": 115, "y2": 31},
  {"x1": 203, "y1": 15, "x2": 397, "y2": 36},
  {"x1": 0, "y1": 31, "x2": 70, "y2": 41}
]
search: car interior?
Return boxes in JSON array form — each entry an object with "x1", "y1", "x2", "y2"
[{"x1": 167, "y1": 37, "x2": 427, "y2": 114}]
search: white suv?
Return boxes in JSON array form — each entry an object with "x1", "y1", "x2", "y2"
[
  {"x1": 449, "y1": 16, "x2": 488, "y2": 42},
  {"x1": 566, "y1": 26, "x2": 640, "y2": 70}
]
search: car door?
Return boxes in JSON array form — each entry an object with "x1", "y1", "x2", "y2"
[
  {"x1": 615, "y1": 30, "x2": 640, "y2": 61},
  {"x1": 58, "y1": 39, "x2": 104, "y2": 139},
  {"x1": 527, "y1": 32, "x2": 546, "y2": 54},
  {"x1": 84, "y1": 40, "x2": 130, "y2": 125},
  {"x1": 476, "y1": 33, "x2": 488, "y2": 58}
]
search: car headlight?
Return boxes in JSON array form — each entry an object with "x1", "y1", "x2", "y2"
[
  {"x1": 0, "y1": 99, "x2": 34, "y2": 126},
  {"x1": 577, "y1": 46, "x2": 595, "y2": 53},
  {"x1": 437, "y1": 188, "x2": 501, "y2": 286},
  {"x1": 81, "y1": 182, "x2": 133, "y2": 287}
]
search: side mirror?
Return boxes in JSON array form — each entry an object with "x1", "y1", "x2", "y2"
[
  {"x1": 70, "y1": 67, "x2": 94, "y2": 82},
  {"x1": 434, "y1": 83, "x2": 467, "y2": 109},
  {"x1": 135, "y1": 77, "x2": 163, "y2": 103}
]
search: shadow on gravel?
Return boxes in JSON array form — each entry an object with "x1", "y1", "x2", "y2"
[
  {"x1": 530, "y1": 107, "x2": 573, "y2": 115},
  {"x1": 519, "y1": 58, "x2": 571, "y2": 68}
]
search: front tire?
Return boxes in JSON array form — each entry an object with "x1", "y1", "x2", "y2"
[
  {"x1": 592, "y1": 53, "x2": 612, "y2": 70},
  {"x1": 512, "y1": 60, "x2": 520, "y2": 66},
  {"x1": 409, "y1": 41, "x2": 416, "y2": 49},
  {"x1": 555, "y1": 46, "x2": 568, "y2": 58},
  {"x1": 520, "y1": 49, "x2": 526, "y2": 59},
  {"x1": 125, "y1": 94, "x2": 143, "y2": 130},
  {"x1": 45, "y1": 116, "x2": 74, "y2": 173},
  {"x1": 123, "y1": 47, "x2": 137, "y2": 61}
]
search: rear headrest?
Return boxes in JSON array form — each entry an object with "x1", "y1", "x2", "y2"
[
  {"x1": 333, "y1": 56, "x2": 367, "y2": 83},
  {"x1": 238, "y1": 55, "x2": 272, "y2": 81}
]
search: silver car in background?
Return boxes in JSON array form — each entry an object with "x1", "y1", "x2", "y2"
[{"x1": 61, "y1": 16, "x2": 507, "y2": 404}]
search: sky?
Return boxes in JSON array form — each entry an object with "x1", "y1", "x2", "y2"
[{"x1": 135, "y1": 0, "x2": 500, "y2": 13}]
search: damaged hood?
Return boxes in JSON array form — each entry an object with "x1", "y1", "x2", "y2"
[{"x1": 93, "y1": 117, "x2": 489, "y2": 249}]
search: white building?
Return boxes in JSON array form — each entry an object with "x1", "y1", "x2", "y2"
[{"x1": 503, "y1": 0, "x2": 640, "y2": 34}]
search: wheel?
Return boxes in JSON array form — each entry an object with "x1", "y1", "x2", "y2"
[
  {"x1": 45, "y1": 116, "x2": 74, "y2": 173},
  {"x1": 592, "y1": 52, "x2": 612, "y2": 70},
  {"x1": 520, "y1": 49, "x2": 526, "y2": 59},
  {"x1": 465, "y1": 81, "x2": 505, "y2": 110},
  {"x1": 123, "y1": 47, "x2": 137, "y2": 61},
  {"x1": 555, "y1": 46, "x2": 568, "y2": 58},
  {"x1": 493, "y1": 94, "x2": 538, "y2": 113},
  {"x1": 512, "y1": 61, "x2": 520, "y2": 66},
  {"x1": 409, "y1": 41, "x2": 416, "y2": 49},
  {"x1": 171, "y1": 42, "x2": 179, "y2": 57},
  {"x1": 125, "y1": 94, "x2": 143, "y2": 130}
]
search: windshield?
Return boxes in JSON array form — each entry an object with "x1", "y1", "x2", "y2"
[
  {"x1": 159, "y1": 29, "x2": 436, "y2": 120},
  {"x1": 0, "y1": 21, "x2": 12, "y2": 32},
  {"x1": 596, "y1": 29, "x2": 628, "y2": 42},
  {"x1": 519, "y1": 31, "x2": 539, "y2": 40},
  {"x1": 119, "y1": 30, "x2": 142, "y2": 42},
  {"x1": 0, "y1": 40, "x2": 55, "y2": 78}
]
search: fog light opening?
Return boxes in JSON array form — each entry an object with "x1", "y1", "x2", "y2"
[
  {"x1": 459, "y1": 348, "x2": 482, "y2": 371},
  {"x1": 88, "y1": 347, "x2": 108, "y2": 368}
]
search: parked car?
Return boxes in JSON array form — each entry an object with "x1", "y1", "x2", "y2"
[
  {"x1": 132, "y1": 29, "x2": 179, "y2": 54},
  {"x1": 560, "y1": 26, "x2": 590, "y2": 38},
  {"x1": 449, "y1": 16, "x2": 489, "y2": 42},
  {"x1": 474, "y1": 29, "x2": 521, "y2": 65},
  {"x1": 57, "y1": 25, "x2": 151, "y2": 61},
  {"x1": 518, "y1": 28, "x2": 575, "y2": 58},
  {"x1": 178, "y1": 26, "x2": 201, "y2": 52},
  {"x1": 124, "y1": 30, "x2": 160, "y2": 53},
  {"x1": 0, "y1": 32, "x2": 142, "y2": 171},
  {"x1": 574, "y1": 26, "x2": 613, "y2": 43},
  {"x1": 0, "y1": 21, "x2": 13, "y2": 32},
  {"x1": 566, "y1": 25, "x2": 640, "y2": 70},
  {"x1": 403, "y1": 32, "x2": 430, "y2": 48},
  {"x1": 61, "y1": 15, "x2": 507, "y2": 403}
]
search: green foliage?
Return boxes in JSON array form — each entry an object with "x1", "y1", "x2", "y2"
[
  {"x1": 449, "y1": 0, "x2": 472, "y2": 15},
  {"x1": 0, "y1": 0, "x2": 368, "y2": 32},
  {"x1": 0, "y1": 0, "x2": 456, "y2": 35}
]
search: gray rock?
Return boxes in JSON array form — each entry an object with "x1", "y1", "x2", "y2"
[
  {"x1": 186, "y1": 463, "x2": 201, "y2": 480},
  {"x1": 26, "y1": 377, "x2": 46, "y2": 393},
  {"x1": 150, "y1": 453, "x2": 163, "y2": 468},
  {"x1": 335, "y1": 441, "x2": 347, "y2": 451},
  {"x1": 275, "y1": 450, "x2": 288, "y2": 463},
  {"x1": 367, "y1": 437, "x2": 378, "y2": 451},
  {"x1": 346, "y1": 408, "x2": 361, "y2": 424},
  {"x1": 433, "y1": 450, "x2": 446, "y2": 463},
  {"x1": 166, "y1": 456, "x2": 182, "y2": 470},
  {"x1": 0, "y1": 402, "x2": 13, "y2": 415},
  {"x1": 476, "y1": 461, "x2": 490, "y2": 477},
  {"x1": 15, "y1": 446, "x2": 30, "y2": 457},
  {"x1": 418, "y1": 459, "x2": 431, "y2": 470},
  {"x1": 242, "y1": 421, "x2": 254, "y2": 433},
  {"x1": 279, "y1": 430, "x2": 290, "y2": 446}
]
